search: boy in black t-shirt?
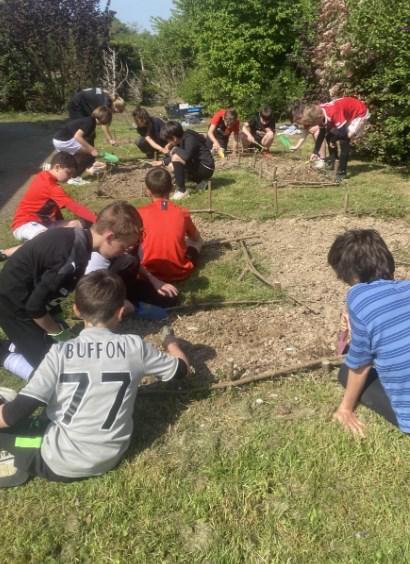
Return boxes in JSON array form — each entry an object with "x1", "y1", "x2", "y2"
[
  {"x1": 242, "y1": 106, "x2": 275, "y2": 151},
  {"x1": 132, "y1": 107, "x2": 167, "y2": 159},
  {"x1": 0, "y1": 202, "x2": 142, "y2": 382},
  {"x1": 52, "y1": 106, "x2": 113, "y2": 185},
  {"x1": 161, "y1": 121, "x2": 215, "y2": 201},
  {"x1": 68, "y1": 87, "x2": 125, "y2": 146}
]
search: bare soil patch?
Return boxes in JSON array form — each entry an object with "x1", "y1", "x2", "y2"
[{"x1": 123, "y1": 215, "x2": 410, "y2": 385}]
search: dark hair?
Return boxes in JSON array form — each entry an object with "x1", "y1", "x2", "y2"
[
  {"x1": 224, "y1": 108, "x2": 238, "y2": 123},
  {"x1": 260, "y1": 106, "x2": 273, "y2": 120},
  {"x1": 132, "y1": 107, "x2": 151, "y2": 127},
  {"x1": 145, "y1": 167, "x2": 173, "y2": 197},
  {"x1": 161, "y1": 120, "x2": 184, "y2": 141},
  {"x1": 328, "y1": 229, "x2": 395, "y2": 284},
  {"x1": 94, "y1": 201, "x2": 142, "y2": 240},
  {"x1": 75, "y1": 270, "x2": 126, "y2": 324},
  {"x1": 50, "y1": 152, "x2": 78, "y2": 174}
]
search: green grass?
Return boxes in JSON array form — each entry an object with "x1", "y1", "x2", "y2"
[{"x1": 1, "y1": 110, "x2": 410, "y2": 561}]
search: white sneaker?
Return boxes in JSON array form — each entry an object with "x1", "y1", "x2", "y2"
[
  {"x1": 196, "y1": 180, "x2": 208, "y2": 191},
  {"x1": 171, "y1": 190, "x2": 190, "y2": 201},
  {"x1": 0, "y1": 450, "x2": 17, "y2": 478},
  {"x1": 0, "y1": 387, "x2": 17, "y2": 404},
  {"x1": 67, "y1": 177, "x2": 91, "y2": 186},
  {"x1": 41, "y1": 162, "x2": 51, "y2": 171}
]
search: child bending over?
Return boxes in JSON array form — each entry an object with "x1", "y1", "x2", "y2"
[
  {"x1": 138, "y1": 167, "x2": 203, "y2": 282},
  {"x1": 299, "y1": 97, "x2": 369, "y2": 182},
  {"x1": 0, "y1": 270, "x2": 190, "y2": 487},
  {"x1": 328, "y1": 229, "x2": 410, "y2": 437},
  {"x1": 0, "y1": 201, "x2": 142, "y2": 381},
  {"x1": 206, "y1": 108, "x2": 240, "y2": 156},
  {"x1": 133, "y1": 107, "x2": 167, "y2": 159},
  {"x1": 52, "y1": 106, "x2": 113, "y2": 185}
]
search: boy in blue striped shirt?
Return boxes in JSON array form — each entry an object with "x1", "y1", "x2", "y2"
[{"x1": 328, "y1": 229, "x2": 410, "y2": 436}]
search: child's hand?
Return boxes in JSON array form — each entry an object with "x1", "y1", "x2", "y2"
[
  {"x1": 155, "y1": 281, "x2": 178, "y2": 297},
  {"x1": 333, "y1": 406, "x2": 365, "y2": 438},
  {"x1": 90, "y1": 148, "x2": 98, "y2": 157},
  {"x1": 109, "y1": 139, "x2": 117, "y2": 146},
  {"x1": 309, "y1": 153, "x2": 320, "y2": 162}
]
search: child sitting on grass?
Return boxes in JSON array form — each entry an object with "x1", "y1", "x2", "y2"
[
  {"x1": 138, "y1": 167, "x2": 203, "y2": 282},
  {"x1": 0, "y1": 152, "x2": 96, "y2": 261},
  {"x1": 52, "y1": 106, "x2": 113, "y2": 185},
  {"x1": 0, "y1": 201, "x2": 142, "y2": 381},
  {"x1": 0, "y1": 270, "x2": 190, "y2": 487},
  {"x1": 328, "y1": 229, "x2": 410, "y2": 437},
  {"x1": 161, "y1": 121, "x2": 215, "y2": 201}
]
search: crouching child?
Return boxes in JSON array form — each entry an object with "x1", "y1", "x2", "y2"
[{"x1": 0, "y1": 270, "x2": 190, "y2": 487}]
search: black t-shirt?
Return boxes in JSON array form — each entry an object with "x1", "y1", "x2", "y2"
[
  {"x1": 137, "y1": 117, "x2": 165, "y2": 144},
  {"x1": 179, "y1": 130, "x2": 215, "y2": 169},
  {"x1": 247, "y1": 114, "x2": 275, "y2": 137},
  {"x1": 68, "y1": 88, "x2": 112, "y2": 119},
  {"x1": 54, "y1": 117, "x2": 96, "y2": 141},
  {"x1": 0, "y1": 228, "x2": 92, "y2": 318}
]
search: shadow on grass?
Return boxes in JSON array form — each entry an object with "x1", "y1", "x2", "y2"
[
  {"x1": 0, "y1": 119, "x2": 64, "y2": 213},
  {"x1": 348, "y1": 161, "x2": 387, "y2": 177},
  {"x1": 127, "y1": 339, "x2": 217, "y2": 457}
]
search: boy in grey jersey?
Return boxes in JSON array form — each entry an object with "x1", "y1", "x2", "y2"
[{"x1": 0, "y1": 270, "x2": 190, "y2": 487}]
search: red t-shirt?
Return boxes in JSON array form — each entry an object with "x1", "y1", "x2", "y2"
[
  {"x1": 138, "y1": 199, "x2": 199, "y2": 282},
  {"x1": 12, "y1": 171, "x2": 96, "y2": 230},
  {"x1": 321, "y1": 97, "x2": 368, "y2": 129},
  {"x1": 210, "y1": 109, "x2": 240, "y2": 135}
]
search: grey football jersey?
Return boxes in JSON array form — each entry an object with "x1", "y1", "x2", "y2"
[{"x1": 20, "y1": 327, "x2": 178, "y2": 478}]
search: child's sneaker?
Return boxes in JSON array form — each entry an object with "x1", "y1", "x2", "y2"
[
  {"x1": 0, "y1": 387, "x2": 17, "y2": 404},
  {"x1": 335, "y1": 173, "x2": 346, "y2": 184},
  {"x1": 0, "y1": 450, "x2": 17, "y2": 478},
  {"x1": 171, "y1": 189, "x2": 189, "y2": 201},
  {"x1": 0, "y1": 250, "x2": 8, "y2": 262},
  {"x1": 196, "y1": 180, "x2": 208, "y2": 191},
  {"x1": 41, "y1": 162, "x2": 51, "y2": 171},
  {"x1": 67, "y1": 177, "x2": 91, "y2": 186}
]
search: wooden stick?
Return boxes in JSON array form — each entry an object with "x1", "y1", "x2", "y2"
[
  {"x1": 207, "y1": 180, "x2": 212, "y2": 218},
  {"x1": 343, "y1": 183, "x2": 350, "y2": 214},
  {"x1": 240, "y1": 240, "x2": 282, "y2": 290},
  {"x1": 190, "y1": 209, "x2": 244, "y2": 220},
  {"x1": 203, "y1": 235, "x2": 260, "y2": 247},
  {"x1": 273, "y1": 167, "x2": 279, "y2": 215},
  {"x1": 166, "y1": 298, "x2": 283, "y2": 312},
  {"x1": 138, "y1": 355, "x2": 345, "y2": 395},
  {"x1": 286, "y1": 294, "x2": 319, "y2": 315}
]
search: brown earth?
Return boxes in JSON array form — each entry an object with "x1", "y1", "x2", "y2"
[{"x1": 122, "y1": 214, "x2": 410, "y2": 385}]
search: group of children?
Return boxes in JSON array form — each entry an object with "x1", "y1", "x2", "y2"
[{"x1": 2, "y1": 88, "x2": 403, "y2": 488}]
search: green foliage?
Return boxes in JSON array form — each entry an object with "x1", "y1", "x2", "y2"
[
  {"x1": 0, "y1": 0, "x2": 113, "y2": 111},
  {"x1": 176, "y1": 0, "x2": 314, "y2": 116},
  {"x1": 343, "y1": 0, "x2": 410, "y2": 163}
]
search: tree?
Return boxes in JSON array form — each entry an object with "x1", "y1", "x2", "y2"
[{"x1": 0, "y1": 0, "x2": 113, "y2": 111}]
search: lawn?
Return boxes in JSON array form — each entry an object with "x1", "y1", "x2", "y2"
[{"x1": 0, "y1": 110, "x2": 410, "y2": 562}]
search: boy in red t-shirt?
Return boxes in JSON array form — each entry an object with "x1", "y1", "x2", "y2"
[
  {"x1": 138, "y1": 167, "x2": 203, "y2": 282},
  {"x1": 0, "y1": 152, "x2": 96, "y2": 261},
  {"x1": 206, "y1": 108, "x2": 240, "y2": 156},
  {"x1": 299, "y1": 97, "x2": 370, "y2": 182}
]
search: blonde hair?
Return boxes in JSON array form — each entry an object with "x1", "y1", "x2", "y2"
[
  {"x1": 299, "y1": 105, "x2": 324, "y2": 127},
  {"x1": 92, "y1": 105, "x2": 113, "y2": 125},
  {"x1": 112, "y1": 96, "x2": 125, "y2": 113}
]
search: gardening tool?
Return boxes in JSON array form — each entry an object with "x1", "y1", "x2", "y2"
[
  {"x1": 276, "y1": 135, "x2": 291, "y2": 150},
  {"x1": 217, "y1": 148, "x2": 225, "y2": 159},
  {"x1": 99, "y1": 151, "x2": 120, "y2": 164}
]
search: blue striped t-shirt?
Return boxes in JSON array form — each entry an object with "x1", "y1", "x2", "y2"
[{"x1": 346, "y1": 279, "x2": 410, "y2": 432}]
